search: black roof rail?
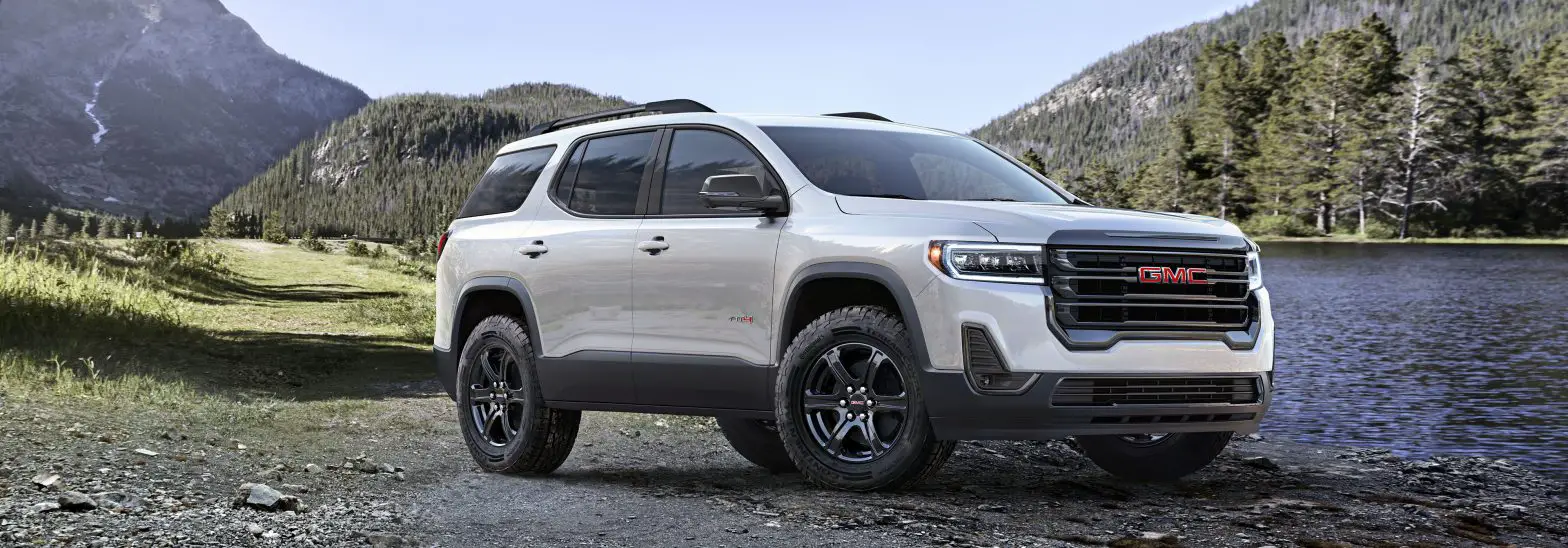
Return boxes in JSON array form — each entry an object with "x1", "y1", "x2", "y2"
[
  {"x1": 523, "y1": 99, "x2": 715, "y2": 138},
  {"x1": 823, "y1": 112, "x2": 892, "y2": 122}
]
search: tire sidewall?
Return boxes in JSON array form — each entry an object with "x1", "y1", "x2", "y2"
[
  {"x1": 456, "y1": 316, "x2": 544, "y2": 471},
  {"x1": 775, "y1": 310, "x2": 937, "y2": 490}
]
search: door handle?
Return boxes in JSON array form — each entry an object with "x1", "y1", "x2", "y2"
[
  {"x1": 636, "y1": 236, "x2": 668, "y2": 255},
  {"x1": 518, "y1": 241, "x2": 548, "y2": 258}
]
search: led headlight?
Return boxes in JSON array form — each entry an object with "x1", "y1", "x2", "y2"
[
  {"x1": 928, "y1": 242, "x2": 1045, "y2": 284},
  {"x1": 1247, "y1": 251, "x2": 1263, "y2": 290}
]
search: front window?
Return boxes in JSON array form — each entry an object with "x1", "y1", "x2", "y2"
[{"x1": 759, "y1": 126, "x2": 1068, "y2": 203}]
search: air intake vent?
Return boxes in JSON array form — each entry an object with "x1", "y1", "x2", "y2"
[
  {"x1": 1051, "y1": 377, "x2": 1261, "y2": 407},
  {"x1": 961, "y1": 325, "x2": 1036, "y2": 394}
]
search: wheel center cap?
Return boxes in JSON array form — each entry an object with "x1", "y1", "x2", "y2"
[{"x1": 847, "y1": 394, "x2": 870, "y2": 414}]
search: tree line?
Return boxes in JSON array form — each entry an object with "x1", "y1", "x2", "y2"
[
  {"x1": 1, "y1": 209, "x2": 203, "y2": 241},
  {"x1": 1030, "y1": 19, "x2": 1568, "y2": 238}
]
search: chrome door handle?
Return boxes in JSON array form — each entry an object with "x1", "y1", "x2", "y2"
[
  {"x1": 518, "y1": 241, "x2": 548, "y2": 258},
  {"x1": 636, "y1": 237, "x2": 669, "y2": 255}
]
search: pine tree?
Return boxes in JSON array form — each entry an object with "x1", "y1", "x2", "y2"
[
  {"x1": 78, "y1": 216, "x2": 93, "y2": 239},
  {"x1": 261, "y1": 211, "x2": 289, "y2": 244},
  {"x1": 27, "y1": 220, "x2": 39, "y2": 239},
  {"x1": 1340, "y1": 15, "x2": 1402, "y2": 235},
  {"x1": 1437, "y1": 31, "x2": 1533, "y2": 234},
  {"x1": 1138, "y1": 114, "x2": 1198, "y2": 212},
  {"x1": 1386, "y1": 46, "x2": 1448, "y2": 238},
  {"x1": 205, "y1": 207, "x2": 238, "y2": 238},
  {"x1": 108, "y1": 217, "x2": 126, "y2": 239},
  {"x1": 94, "y1": 216, "x2": 113, "y2": 239},
  {"x1": 1019, "y1": 148, "x2": 1048, "y2": 174},
  {"x1": 0, "y1": 211, "x2": 11, "y2": 240},
  {"x1": 41, "y1": 212, "x2": 62, "y2": 239},
  {"x1": 1190, "y1": 40, "x2": 1256, "y2": 220},
  {"x1": 1519, "y1": 36, "x2": 1568, "y2": 232},
  {"x1": 1074, "y1": 161, "x2": 1131, "y2": 208}
]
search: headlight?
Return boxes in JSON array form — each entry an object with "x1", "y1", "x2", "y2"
[
  {"x1": 1247, "y1": 251, "x2": 1263, "y2": 290},
  {"x1": 928, "y1": 242, "x2": 1045, "y2": 284}
]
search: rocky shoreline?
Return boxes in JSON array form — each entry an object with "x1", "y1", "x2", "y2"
[{"x1": 2, "y1": 397, "x2": 1563, "y2": 547}]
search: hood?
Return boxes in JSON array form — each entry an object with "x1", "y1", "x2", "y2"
[{"x1": 834, "y1": 196, "x2": 1246, "y2": 243}]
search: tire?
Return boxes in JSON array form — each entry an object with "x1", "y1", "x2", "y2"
[
  {"x1": 716, "y1": 418, "x2": 798, "y2": 473},
  {"x1": 774, "y1": 305, "x2": 955, "y2": 491},
  {"x1": 1075, "y1": 432, "x2": 1232, "y2": 481},
  {"x1": 456, "y1": 315, "x2": 580, "y2": 474}
]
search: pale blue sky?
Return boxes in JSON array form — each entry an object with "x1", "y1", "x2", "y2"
[{"x1": 225, "y1": 0, "x2": 1252, "y2": 131}]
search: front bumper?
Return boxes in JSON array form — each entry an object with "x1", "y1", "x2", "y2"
[{"x1": 921, "y1": 369, "x2": 1271, "y2": 441}]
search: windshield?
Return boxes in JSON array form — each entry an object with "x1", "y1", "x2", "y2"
[{"x1": 760, "y1": 126, "x2": 1068, "y2": 203}]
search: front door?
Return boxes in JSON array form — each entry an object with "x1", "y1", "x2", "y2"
[{"x1": 631, "y1": 128, "x2": 787, "y2": 410}]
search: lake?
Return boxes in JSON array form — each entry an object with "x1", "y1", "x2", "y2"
[{"x1": 1260, "y1": 242, "x2": 1567, "y2": 477}]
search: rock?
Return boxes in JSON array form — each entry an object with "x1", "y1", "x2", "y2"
[
  {"x1": 31, "y1": 473, "x2": 61, "y2": 489},
  {"x1": 1242, "y1": 456, "x2": 1281, "y2": 471},
  {"x1": 376, "y1": 462, "x2": 396, "y2": 474},
  {"x1": 261, "y1": 531, "x2": 280, "y2": 540},
  {"x1": 29, "y1": 502, "x2": 61, "y2": 513},
  {"x1": 356, "y1": 460, "x2": 380, "y2": 473},
  {"x1": 1500, "y1": 503, "x2": 1527, "y2": 517},
  {"x1": 235, "y1": 483, "x2": 299, "y2": 512},
  {"x1": 97, "y1": 433, "x2": 114, "y2": 443},
  {"x1": 58, "y1": 491, "x2": 97, "y2": 511},
  {"x1": 93, "y1": 491, "x2": 142, "y2": 511},
  {"x1": 133, "y1": 448, "x2": 158, "y2": 457},
  {"x1": 394, "y1": 472, "x2": 406, "y2": 482},
  {"x1": 304, "y1": 463, "x2": 323, "y2": 473},
  {"x1": 245, "y1": 523, "x2": 264, "y2": 535},
  {"x1": 280, "y1": 483, "x2": 309, "y2": 493}
]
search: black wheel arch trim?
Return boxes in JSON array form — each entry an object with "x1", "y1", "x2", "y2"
[
  {"x1": 437, "y1": 276, "x2": 544, "y2": 400},
  {"x1": 777, "y1": 262, "x2": 931, "y2": 371}
]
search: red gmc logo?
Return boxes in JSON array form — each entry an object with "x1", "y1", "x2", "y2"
[{"x1": 1138, "y1": 266, "x2": 1209, "y2": 285}]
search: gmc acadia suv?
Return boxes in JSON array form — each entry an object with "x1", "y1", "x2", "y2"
[{"x1": 432, "y1": 100, "x2": 1274, "y2": 491}]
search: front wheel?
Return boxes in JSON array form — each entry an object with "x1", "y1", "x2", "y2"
[
  {"x1": 1075, "y1": 432, "x2": 1231, "y2": 481},
  {"x1": 774, "y1": 306, "x2": 954, "y2": 491}
]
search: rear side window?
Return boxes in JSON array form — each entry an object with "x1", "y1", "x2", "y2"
[
  {"x1": 556, "y1": 131, "x2": 658, "y2": 215},
  {"x1": 456, "y1": 146, "x2": 556, "y2": 218},
  {"x1": 660, "y1": 129, "x2": 770, "y2": 215}
]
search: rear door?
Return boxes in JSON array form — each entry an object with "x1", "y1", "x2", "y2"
[
  {"x1": 630, "y1": 127, "x2": 787, "y2": 410},
  {"x1": 524, "y1": 129, "x2": 659, "y2": 404}
]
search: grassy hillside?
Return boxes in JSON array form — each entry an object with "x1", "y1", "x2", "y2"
[
  {"x1": 215, "y1": 83, "x2": 630, "y2": 240},
  {"x1": 972, "y1": 0, "x2": 1568, "y2": 175}
]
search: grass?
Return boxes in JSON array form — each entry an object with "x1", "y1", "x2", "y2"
[
  {"x1": 1253, "y1": 235, "x2": 1568, "y2": 245},
  {"x1": 0, "y1": 239, "x2": 439, "y2": 438}
]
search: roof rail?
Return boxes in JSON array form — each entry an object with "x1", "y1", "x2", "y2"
[
  {"x1": 523, "y1": 99, "x2": 715, "y2": 137},
  {"x1": 823, "y1": 112, "x2": 893, "y2": 122}
]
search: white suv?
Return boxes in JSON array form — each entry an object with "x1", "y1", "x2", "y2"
[{"x1": 433, "y1": 100, "x2": 1274, "y2": 491}]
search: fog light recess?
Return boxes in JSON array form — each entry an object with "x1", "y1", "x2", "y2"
[{"x1": 962, "y1": 325, "x2": 1037, "y2": 394}]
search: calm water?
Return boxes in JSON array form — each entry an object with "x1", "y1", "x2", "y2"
[{"x1": 1261, "y1": 242, "x2": 1567, "y2": 476}]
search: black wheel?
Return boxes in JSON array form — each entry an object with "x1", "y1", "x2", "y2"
[
  {"x1": 716, "y1": 418, "x2": 798, "y2": 473},
  {"x1": 774, "y1": 305, "x2": 954, "y2": 491},
  {"x1": 456, "y1": 315, "x2": 580, "y2": 474},
  {"x1": 1075, "y1": 431, "x2": 1232, "y2": 481}
]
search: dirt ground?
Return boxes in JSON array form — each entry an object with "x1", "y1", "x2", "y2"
[{"x1": 3, "y1": 381, "x2": 1563, "y2": 548}]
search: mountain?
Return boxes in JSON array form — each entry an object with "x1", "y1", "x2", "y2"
[
  {"x1": 972, "y1": 0, "x2": 1568, "y2": 175},
  {"x1": 213, "y1": 84, "x2": 630, "y2": 239},
  {"x1": 0, "y1": 0, "x2": 369, "y2": 219}
]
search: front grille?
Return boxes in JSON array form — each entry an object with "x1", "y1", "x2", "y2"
[
  {"x1": 1049, "y1": 248, "x2": 1253, "y2": 331},
  {"x1": 1052, "y1": 377, "x2": 1262, "y2": 407}
]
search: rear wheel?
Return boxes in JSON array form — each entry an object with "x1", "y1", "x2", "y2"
[
  {"x1": 1075, "y1": 431, "x2": 1231, "y2": 481},
  {"x1": 716, "y1": 418, "x2": 798, "y2": 473},
  {"x1": 456, "y1": 315, "x2": 580, "y2": 474},
  {"x1": 774, "y1": 306, "x2": 954, "y2": 491}
]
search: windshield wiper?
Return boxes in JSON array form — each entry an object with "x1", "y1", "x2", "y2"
[
  {"x1": 973, "y1": 198, "x2": 1020, "y2": 202},
  {"x1": 861, "y1": 193, "x2": 919, "y2": 200}
]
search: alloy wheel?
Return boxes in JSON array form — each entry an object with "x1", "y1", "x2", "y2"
[
  {"x1": 466, "y1": 342, "x2": 526, "y2": 447},
  {"x1": 801, "y1": 342, "x2": 909, "y2": 463}
]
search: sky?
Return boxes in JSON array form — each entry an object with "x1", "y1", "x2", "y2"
[{"x1": 224, "y1": 0, "x2": 1254, "y2": 132}]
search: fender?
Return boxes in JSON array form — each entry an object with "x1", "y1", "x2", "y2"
[
  {"x1": 436, "y1": 276, "x2": 543, "y2": 399},
  {"x1": 777, "y1": 261, "x2": 932, "y2": 371}
]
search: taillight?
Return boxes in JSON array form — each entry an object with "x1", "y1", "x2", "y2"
[{"x1": 436, "y1": 231, "x2": 450, "y2": 258}]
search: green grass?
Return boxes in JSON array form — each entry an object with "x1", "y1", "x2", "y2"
[
  {"x1": 0, "y1": 239, "x2": 438, "y2": 435},
  {"x1": 1253, "y1": 235, "x2": 1568, "y2": 245}
]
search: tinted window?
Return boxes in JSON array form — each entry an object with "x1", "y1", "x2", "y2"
[
  {"x1": 660, "y1": 130, "x2": 770, "y2": 215},
  {"x1": 559, "y1": 132, "x2": 656, "y2": 215},
  {"x1": 456, "y1": 146, "x2": 556, "y2": 218},
  {"x1": 760, "y1": 126, "x2": 1068, "y2": 203}
]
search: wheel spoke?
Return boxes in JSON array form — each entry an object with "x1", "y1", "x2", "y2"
[
  {"x1": 873, "y1": 393, "x2": 907, "y2": 413},
  {"x1": 857, "y1": 420, "x2": 885, "y2": 457},
  {"x1": 866, "y1": 348, "x2": 891, "y2": 382},
  {"x1": 822, "y1": 348, "x2": 857, "y2": 388},
  {"x1": 804, "y1": 393, "x2": 840, "y2": 411},
  {"x1": 482, "y1": 407, "x2": 504, "y2": 443},
  {"x1": 506, "y1": 388, "x2": 526, "y2": 404},
  {"x1": 469, "y1": 385, "x2": 499, "y2": 404},
  {"x1": 479, "y1": 350, "x2": 503, "y2": 383},
  {"x1": 824, "y1": 418, "x2": 853, "y2": 456}
]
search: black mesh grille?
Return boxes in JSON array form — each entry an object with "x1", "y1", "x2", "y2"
[
  {"x1": 1049, "y1": 247, "x2": 1254, "y2": 331},
  {"x1": 1051, "y1": 377, "x2": 1262, "y2": 407}
]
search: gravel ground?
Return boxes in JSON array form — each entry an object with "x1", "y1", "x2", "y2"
[{"x1": 2, "y1": 385, "x2": 1563, "y2": 547}]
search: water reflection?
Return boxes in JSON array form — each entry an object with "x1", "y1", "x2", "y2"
[{"x1": 1261, "y1": 242, "x2": 1568, "y2": 477}]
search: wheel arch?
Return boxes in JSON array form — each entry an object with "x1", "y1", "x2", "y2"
[
  {"x1": 440, "y1": 276, "x2": 545, "y2": 399},
  {"x1": 777, "y1": 262, "x2": 930, "y2": 371}
]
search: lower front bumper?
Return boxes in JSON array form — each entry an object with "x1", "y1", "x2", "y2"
[
  {"x1": 434, "y1": 346, "x2": 458, "y2": 400},
  {"x1": 920, "y1": 370, "x2": 1271, "y2": 441}
]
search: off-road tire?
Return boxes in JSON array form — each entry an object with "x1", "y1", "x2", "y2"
[
  {"x1": 1075, "y1": 432, "x2": 1232, "y2": 481},
  {"x1": 774, "y1": 305, "x2": 955, "y2": 491},
  {"x1": 456, "y1": 315, "x2": 580, "y2": 474},
  {"x1": 716, "y1": 418, "x2": 798, "y2": 473}
]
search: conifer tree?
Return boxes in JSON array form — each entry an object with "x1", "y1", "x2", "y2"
[
  {"x1": 41, "y1": 212, "x2": 62, "y2": 239},
  {"x1": 1519, "y1": 36, "x2": 1568, "y2": 232},
  {"x1": 0, "y1": 211, "x2": 11, "y2": 240},
  {"x1": 1436, "y1": 31, "x2": 1533, "y2": 233},
  {"x1": 1019, "y1": 149, "x2": 1048, "y2": 174},
  {"x1": 1190, "y1": 40, "x2": 1255, "y2": 220},
  {"x1": 1387, "y1": 46, "x2": 1447, "y2": 238}
]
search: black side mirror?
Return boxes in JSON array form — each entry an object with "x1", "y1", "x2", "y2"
[{"x1": 699, "y1": 174, "x2": 785, "y2": 212}]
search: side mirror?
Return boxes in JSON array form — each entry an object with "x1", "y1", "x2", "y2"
[{"x1": 699, "y1": 174, "x2": 785, "y2": 212}]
